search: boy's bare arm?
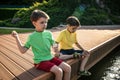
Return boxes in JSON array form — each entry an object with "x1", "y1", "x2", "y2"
[
  {"x1": 52, "y1": 42, "x2": 60, "y2": 57},
  {"x1": 11, "y1": 31, "x2": 28, "y2": 54},
  {"x1": 75, "y1": 42, "x2": 90, "y2": 54},
  {"x1": 75, "y1": 42, "x2": 84, "y2": 50}
]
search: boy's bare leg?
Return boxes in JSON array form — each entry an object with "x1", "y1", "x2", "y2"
[
  {"x1": 80, "y1": 53, "x2": 90, "y2": 71},
  {"x1": 59, "y1": 54, "x2": 73, "y2": 60},
  {"x1": 59, "y1": 62, "x2": 71, "y2": 80},
  {"x1": 50, "y1": 65, "x2": 63, "y2": 80}
]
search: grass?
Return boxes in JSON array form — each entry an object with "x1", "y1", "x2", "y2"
[{"x1": 0, "y1": 28, "x2": 34, "y2": 35}]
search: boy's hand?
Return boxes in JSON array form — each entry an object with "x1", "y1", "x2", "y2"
[
  {"x1": 54, "y1": 53, "x2": 60, "y2": 57},
  {"x1": 81, "y1": 50, "x2": 90, "y2": 58},
  {"x1": 53, "y1": 43, "x2": 59, "y2": 53},
  {"x1": 11, "y1": 31, "x2": 18, "y2": 38}
]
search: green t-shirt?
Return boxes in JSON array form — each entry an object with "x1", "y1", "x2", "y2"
[{"x1": 24, "y1": 30, "x2": 54, "y2": 64}]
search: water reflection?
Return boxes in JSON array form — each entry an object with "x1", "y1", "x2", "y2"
[
  {"x1": 102, "y1": 55, "x2": 120, "y2": 80},
  {"x1": 78, "y1": 45, "x2": 120, "y2": 80}
]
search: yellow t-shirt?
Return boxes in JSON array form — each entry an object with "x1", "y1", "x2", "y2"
[{"x1": 56, "y1": 29, "x2": 77, "y2": 50}]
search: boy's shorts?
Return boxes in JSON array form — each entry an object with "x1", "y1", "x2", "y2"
[
  {"x1": 34, "y1": 57, "x2": 63, "y2": 72},
  {"x1": 60, "y1": 49, "x2": 83, "y2": 55}
]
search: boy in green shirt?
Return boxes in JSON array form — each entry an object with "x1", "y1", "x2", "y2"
[
  {"x1": 11, "y1": 9, "x2": 71, "y2": 80},
  {"x1": 55, "y1": 16, "x2": 91, "y2": 76}
]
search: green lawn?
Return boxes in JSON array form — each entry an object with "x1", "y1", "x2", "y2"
[{"x1": 0, "y1": 28, "x2": 34, "y2": 35}]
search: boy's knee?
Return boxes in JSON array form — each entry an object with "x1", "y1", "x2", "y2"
[
  {"x1": 52, "y1": 67, "x2": 63, "y2": 79},
  {"x1": 51, "y1": 65, "x2": 63, "y2": 75},
  {"x1": 66, "y1": 65, "x2": 71, "y2": 72},
  {"x1": 63, "y1": 63, "x2": 71, "y2": 73},
  {"x1": 57, "y1": 68, "x2": 63, "y2": 74},
  {"x1": 59, "y1": 62, "x2": 71, "y2": 73}
]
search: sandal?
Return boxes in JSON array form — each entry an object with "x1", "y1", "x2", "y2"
[
  {"x1": 78, "y1": 70, "x2": 91, "y2": 76},
  {"x1": 73, "y1": 52, "x2": 80, "y2": 59}
]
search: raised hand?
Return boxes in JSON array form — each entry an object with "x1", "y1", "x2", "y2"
[{"x1": 11, "y1": 30, "x2": 18, "y2": 38}]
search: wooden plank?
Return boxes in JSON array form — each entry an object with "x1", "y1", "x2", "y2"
[
  {"x1": 0, "y1": 51, "x2": 35, "y2": 80},
  {"x1": 0, "y1": 36, "x2": 34, "y2": 57},
  {"x1": 1, "y1": 33, "x2": 28, "y2": 41},
  {"x1": 0, "y1": 38, "x2": 33, "y2": 63},
  {"x1": 0, "y1": 45, "x2": 43, "y2": 76},
  {"x1": 0, "y1": 61, "x2": 18, "y2": 80},
  {"x1": 0, "y1": 34, "x2": 27, "y2": 45}
]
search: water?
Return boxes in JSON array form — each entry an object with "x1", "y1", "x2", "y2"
[{"x1": 79, "y1": 45, "x2": 120, "y2": 80}]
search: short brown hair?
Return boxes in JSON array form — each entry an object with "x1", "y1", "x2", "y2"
[
  {"x1": 30, "y1": 9, "x2": 50, "y2": 22},
  {"x1": 66, "y1": 16, "x2": 80, "y2": 26}
]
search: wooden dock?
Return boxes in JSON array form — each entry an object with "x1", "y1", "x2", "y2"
[{"x1": 0, "y1": 28, "x2": 120, "y2": 80}]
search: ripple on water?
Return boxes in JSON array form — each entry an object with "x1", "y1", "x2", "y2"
[{"x1": 102, "y1": 55, "x2": 120, "y2": 80}]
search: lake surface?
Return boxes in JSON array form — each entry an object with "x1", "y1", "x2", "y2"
[{"x1": 78, "y1": 45, "x2": 120, "y2": 80}]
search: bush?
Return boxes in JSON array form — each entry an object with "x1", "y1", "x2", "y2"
[
  {"x1": 46, "y1": 7, "x2": 71, "y2": 28},
  {"x1": 72, "y1": 7, "x2": 84, "y2": 20},
  {"x1": 0, "y1": 8, "x2": 20, "y2": 20},
  {"x1": 73, "y1": 6, "x2": 112, "y2": 25},
  {"x1": 109, "y1": 15, "x2": 120, "y2": 24},
  {"x1": 0, "y1": 0, "x2": 73, "y2": 28}
]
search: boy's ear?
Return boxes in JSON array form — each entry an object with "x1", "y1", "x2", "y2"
[{"x1": 32, "y1": 21, "x2": 36, "y2": 26}]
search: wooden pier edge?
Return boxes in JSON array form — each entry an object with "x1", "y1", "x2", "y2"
[
  {"x1": 85, "y1": 34, "x2": 120, "y2": 70},
  {"x1": 33, "y1": 35, "x2": 120, "y2": 80}
]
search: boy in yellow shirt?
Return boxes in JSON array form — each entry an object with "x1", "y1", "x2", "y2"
[{"x1": 55, "y1": 16, "x2": 91, "y2": 76}]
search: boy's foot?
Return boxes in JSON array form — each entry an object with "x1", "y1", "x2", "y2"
[{"x1": 78, "y1": 70, "x2": 91, "y2": 76}]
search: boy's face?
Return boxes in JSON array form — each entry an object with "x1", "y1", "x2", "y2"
[
  {"x1": 32, "y1": 17, "x2": 48, "y2": 32},
  {"x1": 68, "y1": 26, "x2": 79, "y2": 33}
]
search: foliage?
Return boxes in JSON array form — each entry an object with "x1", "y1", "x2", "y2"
[
  {"x1": 72, "y1": 4, "x2": 87, "y2": 20},
  {"x1": 0, "y1": 0, "x2": 120, "y2": 28},
  {"x1": 0, "y1": 8, "x2": 20, "y2": 20},
  {"x1": 0, "y1": 0, "x2": 38, "y2": 5},
  {"x1": 58, "y1": 0, "x2": 81, "y2": 9},
  {"x1": 109, "y1": 15, "x2": 120, "y2": 24},
  {"x1": 104, "y1": 0, "x2": 120, "y2": 16},
  {"x1": 0, "y1": 0, "x2": 74, "y2": 28},
  {"x1": 73, "y1": 6, "x2": 113, "y2": 25},
  {"x1": 82, "y1": 7, "x2": 112, "y2": 25}
]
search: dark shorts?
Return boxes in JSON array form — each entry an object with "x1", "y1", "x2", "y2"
[
  {"x1": 60, "y1": 49, "x2": 83, "y2": 55},
  {"x1": 34, "y1": 57, "x2": 63, "y2": 72}
]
